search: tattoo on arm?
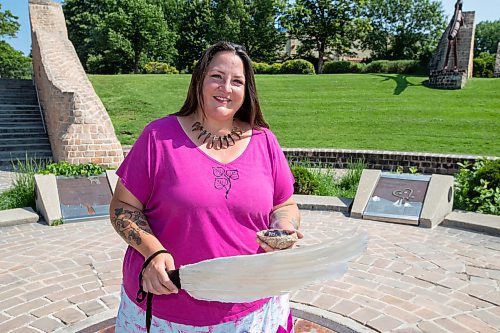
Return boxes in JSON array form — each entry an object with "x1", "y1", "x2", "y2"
[
  {"x1": 111, "y1": 207, "x2": 153, "y2": 246},
  {"x1": 270, "y1": 209, "x2": 300, "y2": 230}
]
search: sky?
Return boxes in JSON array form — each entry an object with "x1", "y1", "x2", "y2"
[{"x1": 1, "y1": 0, "x2": 499, "y2": 56}]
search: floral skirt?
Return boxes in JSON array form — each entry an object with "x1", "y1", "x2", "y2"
[{"x1": 115, "y1": 287, "x2": 294, "y2": 333}]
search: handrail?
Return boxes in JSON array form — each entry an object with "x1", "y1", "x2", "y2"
[{"x1": 31, "y1": 66, "x2": 47, "y2": 134}]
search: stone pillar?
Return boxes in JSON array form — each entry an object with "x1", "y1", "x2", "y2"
[
  {"x1": 29, "y1": 0, "x2": 123, "y2": 168},
  {"x1": 495, "y1": 42, "x2": 500, "y2": 78},
  {"x1": 428, "y1": 11, "x2": 475, "y2": 89}
]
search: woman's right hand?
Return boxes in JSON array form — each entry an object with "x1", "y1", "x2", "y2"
[{"x1": 141, "y1": 252, "x2": 179, "y2": 295}]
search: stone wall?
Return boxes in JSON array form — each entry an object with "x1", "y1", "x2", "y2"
[
  {"x1": 282, "y1": 148, "x2": 497, "y2": 176},
  {"x1": 29, "y1": 0, "x2": 123, "y2": 168},
  {"x1": 495, "y1": 42, "x2": 500, "y2": 78},
  {"x1": 429, "y1": 11, "x2": 475, "y2": 79}
]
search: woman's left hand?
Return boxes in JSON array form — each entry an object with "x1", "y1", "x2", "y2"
[{"x1": 256, "y1": 230, "x2": 304, "y2": 253}]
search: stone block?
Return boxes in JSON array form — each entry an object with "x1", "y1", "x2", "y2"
[
  {"x1": 34, "y1": 174, "x2": 62, "y2": 225},
  {"x1": 350, "y1": 169, "x2": 380, "y2": 219},
  {"x1": 419, "y1": 174, "x2": 454, "y2": 228},
  {"x1": 0, "y1": 207, "x2": 39, "y2": 227}
]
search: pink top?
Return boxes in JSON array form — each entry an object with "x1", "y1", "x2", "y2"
[{"x1": 116, "y1": 115, "x2": 294, "y2": 326}]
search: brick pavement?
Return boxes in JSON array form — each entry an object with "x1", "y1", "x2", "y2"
[{"x1": 0, "y1": 211, "x2": 499, "y2": 332}]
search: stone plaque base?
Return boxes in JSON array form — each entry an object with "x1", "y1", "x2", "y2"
[
  {"x1": 428, "y1": 70, "x2": 467, "y2": 89},
  {"x1": 351, "y1": 170, "x2": 454, "y2": 228}
]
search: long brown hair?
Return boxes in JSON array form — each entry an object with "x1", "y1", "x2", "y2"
[{"x1": 175, "y1": 41, "x2": 269, "y2": 129}]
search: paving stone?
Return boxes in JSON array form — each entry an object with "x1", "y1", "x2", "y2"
[
  {"x1": 11, "y1": 326, "x2": 41, "y2": 333},
  {"x1": 100, "y1": 295, "x2": 120, "y2": 310},
  {"x1": 31, "y1": 300, "x2": 72, "y2": 318},
  {"x1": 0, "y1": 314, "x2": 36, "y2": 332},
  {"x1": 0, "y1": 296, "x2": 24, "y2": 312},
  {"x1": 350, "y1": 307, "x2": 381, "y2": 324},
  {"x1": 19, "y1": 285, "x2": 63, "y2": 302},
  {"x1": 77, "y1": 300, "x2": 107, "y2": 317},
  {"x1": 453, "y1": 313, "x2": 498, "y2": 333},
  {"x1": 434, "y1": 317, "x2": 476, "y2": 333},
  {"x1": 330, "y1": 299, "x2": 360, "y2": 317},
  {"x1": 4, "y1": 298, "x2": 50, "y2": 316},
  {"x1": 417, "y1": 320, "x2": 447, "y2": 333},
  {"x1": 30, "y1": 316, "x2": 64, "y2": 332},
  {"x1": 46, "y1": 286, "x2": 83, "y2": 302},
  {"x1": 367, "y1": 315, "x2": 403, "y2": 332},
  {"x1": 67, "y1": 289, "x2": 107, "y2": 305},
  {"x1": 470, "y1": 309, "x2": 500, "y2": 329},
  {"x1": 53, "y1": 308, "x2": 86, "y2": 325},
  {"x1": 290, "y1": 289, "x2": 320, "y2": 305}
]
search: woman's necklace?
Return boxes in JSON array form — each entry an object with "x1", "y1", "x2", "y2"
[{"x1": 191, "y1": 121, "x2": 243, "y2": 149}]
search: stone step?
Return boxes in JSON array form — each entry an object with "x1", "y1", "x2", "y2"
[
  {"x1": 0, "y1": 99, "x2": 38, "y2": 105},
  {"x1": 0, "y1": 125, "x2": 45, "y2": 134},
  {"x1": 0, "y1": 143, "x2": 52, "y2": 152},
  {"x1": 0, "y1": 132, "x2": 49, "y2": 139},
  {"x1": 0, "y1": 115, "x2": 43, "y2": 122},
  {"x1": 0, "y1": 137, "x2": 50, "y2": 145},
  {"x1": 0, "y1": 113, "x2": 42, "y2": 119},
  {"x1": 0, "y1": 151, "x2": 53, "y2": 167},
  {"x1": 0, "y1": 107, "x2": 40, "y2": 112},
  {"x1": 0, "y1": 104, "x2": 39, "y2": 110}
]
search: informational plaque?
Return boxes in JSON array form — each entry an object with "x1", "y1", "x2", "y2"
[
  {"x1": 56, "y1": 174, "x2": 112, "y2": 222},
  {"x1": 363, "y1": 173, "x2": 431, "y2": 225}
]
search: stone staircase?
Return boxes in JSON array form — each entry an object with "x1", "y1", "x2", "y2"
[{"x1": 0, "y1": 78, "x2": 52, "y2": 168}]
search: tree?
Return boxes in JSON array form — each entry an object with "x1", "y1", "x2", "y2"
[
  {"x1": 0, "y1": 4, "x2": 31, "y2": 78},
  {"x1": 475, "y1": 20, "x2": 500, "y2": 56},
  {"x1": 64, "y1": 0, "x2": 177, "y2": 74},
  {"x1": 362, "y1": 0, "x2": 446, "y2": 60},
  {"x1": 240, "y1": 0, "x2": 287, "y2": 63},
  {"x1": 63, "y1": 0, "x2": 115, "y2": 71},
  {"x1": 281, "y1": 0, "x2": 371, "y2": 73},
  {"x1": 0, "y1": 4, "x2": 20, "y2": 37},
  {"x1": 172, "y1": 0, "x2": 212, "y2": 71}
]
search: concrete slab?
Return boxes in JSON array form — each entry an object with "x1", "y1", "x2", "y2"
[
  {"x1": 34, "y1": 174, "x2": 62, "y2": 226},
  {"x1": 350, "y1": 169, "x2": 380, "y2": 219},
  {"x1": 0, "y1": 207, "x2": 39, "y2": 227},
  {"x1": 443, "y1": 210, "x2": 500, "y2": 236},
  {"x1": 294, "y1": 194, "x2": 352, "y2": 213},
  {"x1": 106, "y1": 170, "x2": 118, "y2": 194},
  {"x1": 420, "y1": 174, "x2": 454, "y2": 228}
]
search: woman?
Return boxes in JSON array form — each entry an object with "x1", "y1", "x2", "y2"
[{"x1": 110, "y1": 41, "x2": 301, "y2": 332}]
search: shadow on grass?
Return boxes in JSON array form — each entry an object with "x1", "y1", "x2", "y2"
[{"x1": 377, "y1": 74, "x2": 422, "y2": 95}]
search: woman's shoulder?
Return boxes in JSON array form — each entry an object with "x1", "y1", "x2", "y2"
[{"x1": 143, "y1": 115, "x2": 178, "y2": 134}]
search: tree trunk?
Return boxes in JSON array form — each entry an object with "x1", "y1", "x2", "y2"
[
  {"x1": 134, "y1": 49, "x2": 141, "y2": 74},
  {"x1": 318, "y1": 43, "x2": 325, "y2": 74}
]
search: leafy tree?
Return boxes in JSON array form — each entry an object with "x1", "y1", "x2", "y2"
[
  {"x1": 0, "y1": 4, "x2": 31, "y2": 79},
  {"x1": 171, "y1": 0, "x2": 212, "y2": 71},
  {"x1": 209, "y1": 0, "x2": 249, "y2": 44},
  {"x1": 63, "y1": 0, "x2": 115, "y2": 71},
  {"x1": 64, "y1": 0, "x2": 177, "y2": 74},
  {"x1": 281, "y1": 0, "x2": 370, "y2": 73},
  {"x1": 0, "y1": 4, "x2": 20, "y2": 37},
  {"x1": 240, "y1": 0, "x2": 287, "y2": 63},
  {"x1": 362, "y1": 0, "x2": 446, "y2": 60},
  {"x1": 474, "y1": 20, "x2": 500, "y2": 56}
]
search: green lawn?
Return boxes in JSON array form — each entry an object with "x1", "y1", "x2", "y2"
[{"x1": 89, "y1": 74, "x2": 500, "y2": 156}]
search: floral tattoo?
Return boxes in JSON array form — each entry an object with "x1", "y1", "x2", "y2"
[
  {"x1": 270, "y1": 210, "x2": 300, "y2": 230},
  {"x1": 111, "y1": 207, "x2": 152, "y2": 246}
]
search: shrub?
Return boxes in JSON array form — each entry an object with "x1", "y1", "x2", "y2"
[
  {"x1": 252, "y1": 62, "x2": 282, "y2": 74},
  {"x1": 454, "y1": 158, "x2": 500, "y2": 215},
  {"x1": 323, "y1": 61, "x2": 365, "y2": 74},
  {"x1": 290, "y1": 165, "x2": 321, "y2": 195},
  {"x1": 473, "y1": 52, "x2": 495, "y2": 78},
  {"x1": 40, "y1": 161, "x2": 107, "y2": 177},
  {"x1": 280, "y1": 59, "x2": 315, "y2": 74},
  {"x1": 144, "y1": 62, "x2": 179, "y2": 74},
  {"x1": 364, "y1": 60, "x2": 422, "y2": 74}
]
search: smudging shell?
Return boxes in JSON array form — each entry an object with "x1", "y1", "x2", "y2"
[{"x1": 256, "y1": 229, "x2": 299, "y2": 250}]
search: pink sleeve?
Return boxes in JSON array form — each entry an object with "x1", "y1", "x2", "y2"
[
  {"x1": 265, "y1": 130, "x2": 295, "y2": 207},
  {"x1": 115, "y1": 125, "x2": 156, "y2": 206}
]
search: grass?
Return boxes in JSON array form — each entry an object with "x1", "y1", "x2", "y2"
[
  {"x1": 89, "y1": 74, "x2": 500, "y2": 156},
  {"x1": 0, "y1": 157, "x2": 46, "y2": 211}
]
